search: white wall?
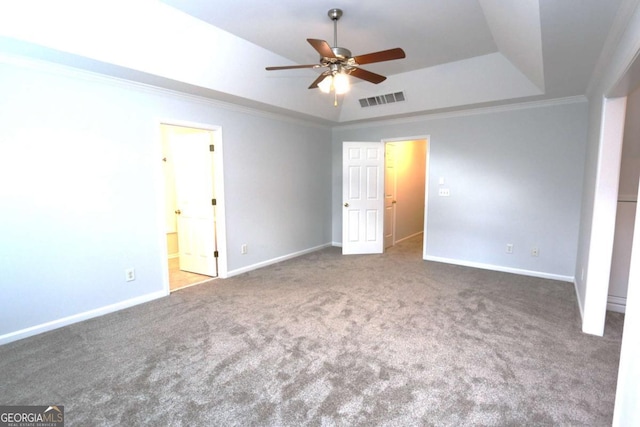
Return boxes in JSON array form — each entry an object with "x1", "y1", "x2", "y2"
[
  {"x1": 0, "y1": 57, "x2": 332, "y2": 343},
  {"x1": 332, "y1": 100, "x2": 588, "y2": 280}
]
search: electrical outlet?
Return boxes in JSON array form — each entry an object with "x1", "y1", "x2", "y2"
[
  {"x1": 125, "y1": 268, "x2": 135, "y2": 282},
  {"x1": 241, "y1": 244, "x2": 248, "y2": 254},
  {"x1": 438, "y1": 188, "x2": 450, "y2": 197},
  {"x1": 506, "y1": 243, "x2": 513, "y2": 254},
  {"x1": 531, "y1": 247, "x2": 539, "y2": 257}
]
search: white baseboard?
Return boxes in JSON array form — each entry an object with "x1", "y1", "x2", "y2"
[
  {"x1": 395, "y1": 231, "x2": 424, "y2": 244},
  {"x1": 0, "y1": 290, "x2": 167, "y2": 346},
  {"x1": 607, "y1": 295, "x2": 627, "y2": 313},
  {"x1": 332, "y1": 231, "x2": 424, "y2": 249},
  {"x1": 423, "y1": 255, "x2": 574, "y2": 282},
  {"x1": 225, "y1": 243, "x2": 333, "y2": 277}
]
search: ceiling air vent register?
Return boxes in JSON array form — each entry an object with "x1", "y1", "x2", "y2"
[{"x1": 359, "y1": 91, "x2": 406, "y2": 108}]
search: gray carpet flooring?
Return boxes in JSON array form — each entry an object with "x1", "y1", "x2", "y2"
[{"x1": 0, "y1": 235, "x2": 624, "y2": 426}]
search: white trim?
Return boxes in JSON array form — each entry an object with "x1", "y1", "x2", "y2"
[
  {"x1": 0, "y1": 291, "x2": 166, "y2": 346},
  {"x1": 608, "y1": 295, "x2": 627, "y2": 313},
  {"x1": 334, "y1": 96, "x2": 587, "y2": 130},
  {"x1": 225, "y1": 243, "x2": 332, "y2": 277},
  {"x1": 424, "y1": 138, "x2": 432, "y2": 260},
  {"x1": 574, "y1": 279, "x2": 585, "y2": 320},
  {"x1": 583, "y1": 96, "x2": 627, "y2": 336},
  {"x1": 332, "y1": 241, "x2": 343, "y2": 247},
  {"x1": 424, "y1": 255, "x2": 574, "y2": 282}
]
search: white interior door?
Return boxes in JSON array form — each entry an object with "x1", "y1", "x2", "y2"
[
  {"x1": 171, "y1": 132, "x2": 217, "y2": 276},
  {"x1": 384, "y1": 143, "x2": 397, "y2": 249},
  {"x1": 342, "y1": 141, "x2": 384, "y2": 254}
]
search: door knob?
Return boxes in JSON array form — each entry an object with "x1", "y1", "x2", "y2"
[
  {"x1": 344, "y1": 203, "x2": 349, "y2": 207},
  {"x1": 175, "y1": 209, "x2": 181, "y2": 215}
]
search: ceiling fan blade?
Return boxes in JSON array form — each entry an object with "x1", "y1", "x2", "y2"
[
  {"x1": 308, "y1": 73, "x2": 328, "y2": 89},
  {"x1": 307, "y1": 39, "x2": 336, "y2": 58},
  {"x1": 353, "y1": 48, "x2": 406, "y2": 65},
  {"x1": 266, "y1": 64, "x2": 319, "y2": 71},
  {"x1": 350, "y1": 68, "x2": 387, "y2": 84}
]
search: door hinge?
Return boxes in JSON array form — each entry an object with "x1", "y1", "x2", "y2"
[
  {"x1": 209, "y1": 144, "x2": 214, "y2": 152},
  {"x1": 211, "y1": 198, "x2": 217, "y2": 206},
  {"x1": 214, "y1": 250, "x2": 219, "y2": 258}
]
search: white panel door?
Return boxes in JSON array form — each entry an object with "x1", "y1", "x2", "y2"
[
  {"x1": 384, "y1": 143, "x2": 397, "y2": 249},
  {"x1": 171, "y1": 132, "x2": 217, "y2": 276},
  {"x1": 342, "y1": 141, "x2": 384, "y2": 254}
]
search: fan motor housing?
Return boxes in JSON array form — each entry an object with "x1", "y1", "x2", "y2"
[{"x1": 331, "y1": 47, "x2": 352, "y2": 60}]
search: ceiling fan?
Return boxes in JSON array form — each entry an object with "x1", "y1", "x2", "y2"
[{"x1": 265, "y1": 8, "x2": 406, "y2": 102}]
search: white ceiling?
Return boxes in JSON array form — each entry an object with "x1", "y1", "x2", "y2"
[
  {"x1": 0, "y1": 0, "x2": 625, "y2": 124},
  {"x1": 160, "y1": 0, "x2": 624, "y2": 122},
  {"x1": 161, "y1": 0, "x2": 500, "y2": 76}
]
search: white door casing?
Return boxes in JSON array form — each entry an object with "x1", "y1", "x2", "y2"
[
  {"x1": 170, "y1": 131, "x2": 217, "y2": 276},
  {"x1": 384, "y1": 143, "x2": 397, "y2": 249},
  {"x1": 342, "y1": 141, "x2": 384, "y2": 254}
]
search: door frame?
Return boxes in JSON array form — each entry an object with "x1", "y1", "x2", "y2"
[
  {"x1": 384, "y1": 142, "x2": 398, "y2": 248},
  {"x1": 157, "y1": 119, "x2": 228, "y2": 295},
  {"x1": 381, "y1": 135, "x2": 431, "y2": 257}
]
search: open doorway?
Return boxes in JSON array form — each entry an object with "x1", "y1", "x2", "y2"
[
  {"x1": 341, "y1": 137, "x2": 429, "y2": 255},
  {"x1": 608, "y1": 85, "x2": 640, "y2": 313},
  {"x1": 384, "y1": 138, "x2": 428, "y2": 251},
  {"x1": 161, "y1": 123, "x2": 220, "y2": 292}
]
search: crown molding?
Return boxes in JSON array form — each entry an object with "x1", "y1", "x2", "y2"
[
  {"x1": 0, "y1": 50, "x2": 590, "y2": 133},
  {"x1": 586, "y1": 0, "x2": 640, "y2": 97},
  {"x1": 332, "y1": 95, "x2": 588, "y2": 131},
  {"x1": 0, "y1": 51, "x2": 332, "y2": 130}
]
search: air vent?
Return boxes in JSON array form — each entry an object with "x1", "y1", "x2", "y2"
[{"x1": 359, "y1": 91, "x2": 406, "y2": 108}]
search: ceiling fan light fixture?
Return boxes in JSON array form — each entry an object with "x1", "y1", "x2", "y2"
[
  {"x1": 333, "y1": 72, "x2": 350, "y2": 94},
  {"x1": 318, "y1": 75, "x2": 333, "y2": 93},
  {"x1": 318, "y1": 70, "x2": 350, "y2": 95}
]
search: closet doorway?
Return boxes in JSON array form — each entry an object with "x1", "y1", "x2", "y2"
[
  {"x1": 161, "y1": 123, "x2": 220, "y2": 291},
  {"x1": 383, "y1": 138, "x2": 428, "y2": 250}
]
